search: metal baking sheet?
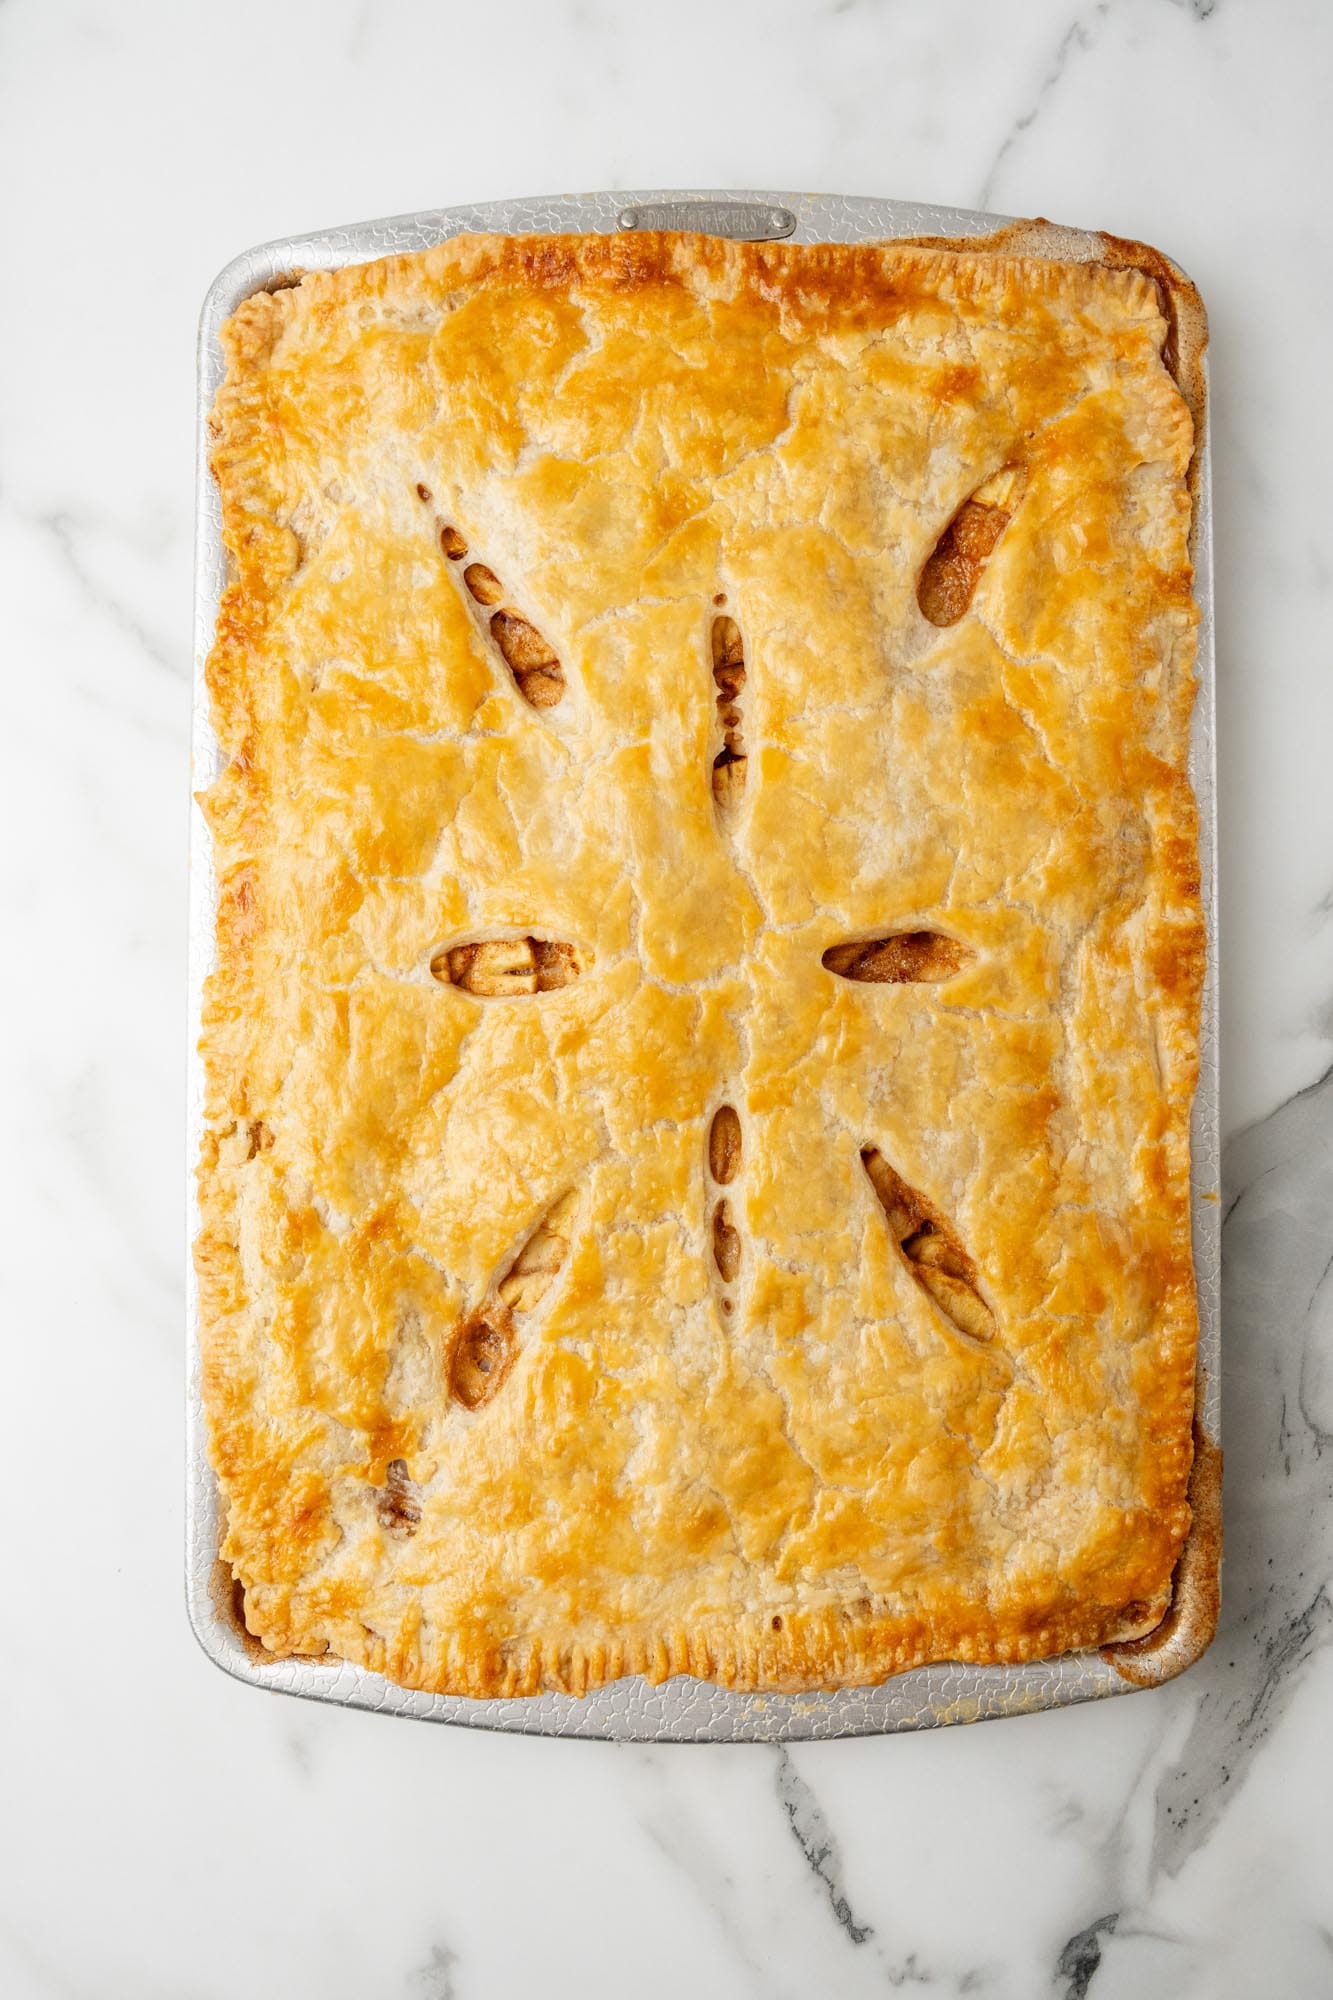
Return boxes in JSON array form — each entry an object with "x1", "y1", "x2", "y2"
[{"x1": 188, "y1": 189, "x2": 1219, "y2": 1739}]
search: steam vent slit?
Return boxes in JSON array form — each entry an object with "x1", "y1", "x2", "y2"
[
  {"x1": 710, "y1": 614, "x2": 747, "y2": 816},
  {"x1": 861, "y1": 1147, "x2": 995, "y2": 1344},
  {"x1": 412, "y1": 486, "x2": 565, "y2": 709},
  {"x1": 448, "y1": 1190, "x2": 578, "y2": 1411},
  {"x1": 377, "y1": 1458, "x2": 422, "y2": 1538},
  {"x1": 917, "y1": 466, "x2": 1024, "y2": 627},
  {"x1": 463, "y1": 561, "x2": 565, "y2": 710},
  {"x1": 708, "y1": 1104, "x2": 744, "y2": 1318},
  {"x1": 430, "y1": 936, "x2": 586, "y2": 996},
  {"x1": 822, "y1": 931, "x2": 974, "y2": 984}
]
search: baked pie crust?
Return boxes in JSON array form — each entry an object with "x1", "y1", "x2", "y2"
[{"x1": 196, "y1": 228, "x2": 1206, "y2": 1697}]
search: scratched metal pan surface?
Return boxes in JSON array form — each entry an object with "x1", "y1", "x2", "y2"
[{"x1": 188, "y1": 189, "x2": 1219, "y2": 1739}]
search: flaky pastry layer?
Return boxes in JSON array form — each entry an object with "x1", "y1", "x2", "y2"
[{"x1": 197, "y1": 230, "x2": 1205, "y2": 1697}]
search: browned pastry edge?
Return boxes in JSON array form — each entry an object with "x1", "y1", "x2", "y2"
[
  {"x1": 1103, "y1": 1420, "x2": 1222, "y2": 1684},
  {"x1": 225, "y1": 1581, "x2": 1174, "y2": 1698}
]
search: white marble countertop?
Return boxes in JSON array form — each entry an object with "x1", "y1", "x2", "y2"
[{"x1": 3, "y1": 1, "x2": 1332, "y2": 1994}]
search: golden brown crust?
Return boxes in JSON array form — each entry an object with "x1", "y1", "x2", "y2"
[{"x1": 197, "y1": 229, "x2": 1205, "y2": 1696}]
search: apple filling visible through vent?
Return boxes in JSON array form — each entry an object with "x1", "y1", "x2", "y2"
[
  {"x1": 823, "y1": 931, "x2": 973, "y2": 984},
  {"x1": 861, "y1": 1147, "x2": 995, "y2": 1343},
  {"x1": 706, "y1": 1104, "x2": 745, "y2": 1314},
  {"x1": 377, "y1": 1458, "x2": 422, "y2": 1537},
  {"x1": 459, "y1": 550, "x2": 566, "y2": 709},
  {"x1": 918, "y1": 467, "x2": 1023, "y2": 627},
  {"x1": 708, "y1": 1104, "x2": 742, "y2": 1186},
  {"x1": 449, "y1": 1191, "x2": 579, "y2": 1411},
  {"x1": 431, "y1": 937, "x2": 586, "y2": 997},
  {"x1": 411, "y1": 485, "x2": 566, "y2": 709},
  {"x1": 710, "y1": 614, "x2": 747, "y2": 812}
]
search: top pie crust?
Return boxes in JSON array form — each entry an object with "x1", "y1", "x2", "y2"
[{"x1": 196, "y1": 229, "x2": 1205, "y2": 1698}]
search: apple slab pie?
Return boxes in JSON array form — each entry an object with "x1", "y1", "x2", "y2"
[{"x1": 196, "y1": 229, "x2": 1206, "y2": 1697}]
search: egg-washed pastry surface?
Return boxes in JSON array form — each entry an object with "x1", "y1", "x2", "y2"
[{"x1": 197, "y1": 231, "x2": 1204, "y2": 1696}]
